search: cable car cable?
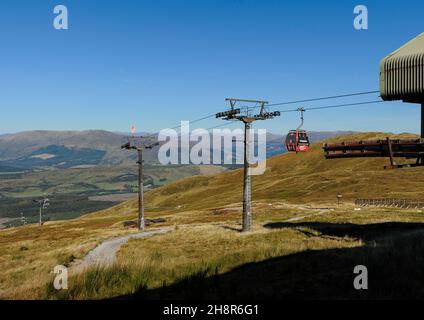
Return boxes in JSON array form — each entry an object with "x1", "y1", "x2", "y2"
[
  {"x1": 137, "y1": 91, "x2": 382, "y2": 139},
  {"x1": 276, "y1": 100, "x2": 384, "y2": 113},
  {"x1": 267, "y1": 90, "x2": 380, "y2": 107}
]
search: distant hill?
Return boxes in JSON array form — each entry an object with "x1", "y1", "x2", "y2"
[
  {"x1": 1, "y1": 145, "x2": 108, "y2": 170},
  {"x1": 0, "y1": 130, "x2": 130, "y2": 165},
  {"x1": 0, "y1": 130, "x2": 353, "y2": 170},
  {"x1": 0, "y1": 130, "x2": 161, "y2": 168}
]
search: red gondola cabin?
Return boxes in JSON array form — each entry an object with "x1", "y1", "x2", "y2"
[{"x1": 285, "y1": 130, "x2": 310, "y2": 153}]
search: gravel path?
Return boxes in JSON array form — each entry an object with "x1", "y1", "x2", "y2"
[
  {"x1": 72, "y1": 228, "x2": 171, "y2": 271},
  {"x1": 71, "y1": 207, "x2": 329, "y2": 271}
]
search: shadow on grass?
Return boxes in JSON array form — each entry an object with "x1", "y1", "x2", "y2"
[
  {"x1": 117, "y1": 221, "x2": 424, "y2": 300},
  {"x1": 264, "y1": 221, "x2": 424, "y2": 243},
  {"x1": 219, "y1": 225, "x2": 243, "y2": 233}
]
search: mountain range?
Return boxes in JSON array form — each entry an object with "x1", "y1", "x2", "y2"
[{"x1": 0, "y1": 130, "x2": 354, "y2": 171}]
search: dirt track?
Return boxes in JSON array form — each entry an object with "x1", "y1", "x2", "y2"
[{"x1": 72, "y1": 228, "x2": 171, "y2": 271}]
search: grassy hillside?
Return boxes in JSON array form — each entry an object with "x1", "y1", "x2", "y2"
[
  {"x1": 2, "y1": 132, "x2": 424, "y2": 299},
  {"x1": 135, "y1": 132, "x2": 423, "y2": 212}
]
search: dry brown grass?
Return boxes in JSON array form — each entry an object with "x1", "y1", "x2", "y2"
[
  {"x1": 43, "y1": 204, "x2": 424, "y2": 300},
  {"x1": 46, "y1": 213, "x2": 363, "y2": 299},
  {"x1": 0, "y1": 204, "x2": 139, "y2": 299},
  {"x1": 3, "y1": 201, "x2": 424, "y2": 299},
  {"x1": 132, "y1": 132, "x2": 424, "y2": 213},
  {"x1": 2, "y1": 132, "x2": 424, "y2": 299}
]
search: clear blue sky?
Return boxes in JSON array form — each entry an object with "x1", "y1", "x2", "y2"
[{"x1": 0, "y1": 0, "x2": 423, "y2": 135}]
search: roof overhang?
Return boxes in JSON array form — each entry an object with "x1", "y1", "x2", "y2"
[{"x1": 380, "y1": 32, "x2": 424, "y2": 103}]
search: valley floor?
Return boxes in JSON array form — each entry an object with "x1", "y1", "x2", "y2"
[{"x1": 1, "y1": 200, "x2": 424, "y2": 299}]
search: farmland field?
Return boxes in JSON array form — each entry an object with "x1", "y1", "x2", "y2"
[{"x1": 0, "y1": 164, "x2": 228, "y2": 227}]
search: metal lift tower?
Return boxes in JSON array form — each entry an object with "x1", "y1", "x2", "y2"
[
  {"x1": 121, "y1": 127, "x2": 159, "y2": 231},
  {"x1": 216, "y1": 99, "x2": 280, "y2": 232}
]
